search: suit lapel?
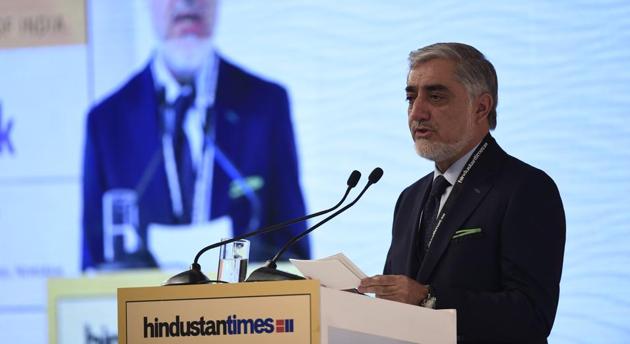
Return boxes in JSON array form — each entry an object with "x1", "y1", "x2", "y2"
[
  {"x1": 405, "y1": 177, "x2": 433, "y2": 276},
  {"x1": 127, "y1": 64, "x2": 177, "y2": 223},
  {"x1": 209, "y1": 58, "x2": 242, "y2": 218},
  {"x1": 127, "y1": 64, "x2": 164, "y2": 187},
  {"x1": 416, "y1": 137, "x2": 506, "y2": 282},
  {"x1": 213, "y1": 57, "x2": 241, "y2": 153}
]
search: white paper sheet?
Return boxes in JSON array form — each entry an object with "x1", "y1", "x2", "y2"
[
  {"x1": 148, "y1": 216, "x2": 232, "y2": 271},
  {"x1": 290, "y1": 252, "x2": 367, "y2": 290}
]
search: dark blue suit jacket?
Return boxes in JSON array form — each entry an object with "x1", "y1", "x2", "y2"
[
  {"x1": 82, "y1": 56, "x2": 310, "y2": 270},
  {"x1": 384, "y1": 135, "x2": 565, "y2": 343}
]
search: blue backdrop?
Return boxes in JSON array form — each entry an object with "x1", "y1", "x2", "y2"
[{"x1": 0, "y1": 1, "x2": 629, "y2": 342}]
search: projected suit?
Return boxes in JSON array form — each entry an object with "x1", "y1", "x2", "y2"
[{"x1": 81, "y1": 56, "x2": 311, "y2": 270}]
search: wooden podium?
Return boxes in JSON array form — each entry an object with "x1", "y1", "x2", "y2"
[{"x1": 118, "y1": 280, "x2": 456, "y2": 343}]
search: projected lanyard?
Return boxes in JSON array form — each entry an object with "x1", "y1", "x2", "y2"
[
  {"x1": 161, "y1": 57, "x2": 219, "y2": 224},
  {"x1": 161, "y1": 105, "x2": 216, "y2": 224},
  {"x1": 160, "y1": 60, "x2": 262, "y2": 230},
  {"x1": 424, "y1": 135, "x2": 490, "y2": 251}
]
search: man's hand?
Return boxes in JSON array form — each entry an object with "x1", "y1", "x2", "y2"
[{"x1": 358, "y1": 275, "x2": 428, "y2": 305}]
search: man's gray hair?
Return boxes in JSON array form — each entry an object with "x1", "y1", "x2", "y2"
[{"x1": 409, "y1": 43, "x2": 498, "y2": 130}]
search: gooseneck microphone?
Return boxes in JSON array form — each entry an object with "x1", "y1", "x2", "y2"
[
  {"x1": 246, "y1": 167, "x2": 384, "y2": 282},
  {"x1": 163, "y1": 170, "x2": 362, "y2": 285},
  {"x1": 191, "y1": 170, "x2": 360, "y2": 265}
]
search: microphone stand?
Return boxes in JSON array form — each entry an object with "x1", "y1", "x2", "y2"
[
  {"x1": 162, "y1": 170, "x2": 362, "y2": 285},
  {"x1": 247, "y1": 168, "x2": 383, "y2": 282}
]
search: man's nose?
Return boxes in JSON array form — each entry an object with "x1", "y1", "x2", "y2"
[{"x1": 409, "y1": 99, "x2": 430, "y2": 121}]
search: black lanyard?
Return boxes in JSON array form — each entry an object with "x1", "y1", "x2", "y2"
[{"x1": 425, "y1": 135, "x2": 491, "y2": 250}]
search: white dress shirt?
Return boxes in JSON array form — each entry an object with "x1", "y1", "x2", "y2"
[
  {"x1": 150, "y1": 51, "x2": 219, "y2": 169},
  {"x1": 150, "y1": 51, "x2": 219, "y2": 222},
  {"x1": 433, "y1": 142, "x2": 481, "y2": 214}
]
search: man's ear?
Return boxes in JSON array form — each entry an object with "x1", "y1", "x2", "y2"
[{"x1": 473, "y1": 93, "x2": 493, "y2": 123}]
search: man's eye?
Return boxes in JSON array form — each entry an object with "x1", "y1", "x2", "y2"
[
  {"x1": 406, "y1": 96, "x2": 415, "y2": 104},
  {"x1": 429, "y1": 93, "x2": 445, "y2": 102}
]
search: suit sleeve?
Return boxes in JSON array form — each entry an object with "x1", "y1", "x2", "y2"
[
  {"x1": 81, "y1": 109, "x2": 106, "y2": 270},
  {"x1": 383, "y1": 189, "x2": 407, "y2": 275},
  {"x1": 432, "y1": 170, "x2": 566, "y2": 342}
]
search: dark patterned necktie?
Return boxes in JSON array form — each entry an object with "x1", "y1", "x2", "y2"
[
  {"x1": 417, "y1": 175, "x2": 451, "y2": 261},
  {"x1": 172, "y1": 85, "x2": 196, "y2": 223}
]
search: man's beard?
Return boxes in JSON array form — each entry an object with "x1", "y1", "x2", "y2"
[
  {"x1": 412, "y1": 121, "x2": 474, "y2": 165},
  {"x1": 158, "y1": 36, "x2": 213, "y2": 82}
]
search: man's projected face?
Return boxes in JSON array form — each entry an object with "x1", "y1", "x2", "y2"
[
  {"x1": 149, "y1": 0, "x2": 217, "y2": 41},
  {"x1": 148, "y1": 0, "x2": 218, "y2": 81}
]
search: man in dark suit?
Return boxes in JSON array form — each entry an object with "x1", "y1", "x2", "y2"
[
  {"x1": 81, "y1": 0, "x2": 310, "y2": 270},
  {"x1": 359, "y1": 43, "x2": 565, "y2": 343}
]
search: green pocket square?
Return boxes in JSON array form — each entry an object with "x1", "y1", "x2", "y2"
[
  {"x1": 452, "y1": 228, "x2": 482, "y2": 239},
  {"x1": 229, "y1": 176, "x2": 265, "y2": 199}
]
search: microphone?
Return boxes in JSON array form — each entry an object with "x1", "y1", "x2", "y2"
[
  {"x1": 246, "y1": 167, "x2": 384, "y2": 282},
  {"x1": 163, "y1": 170, "x2": 362, "y2": 285}
]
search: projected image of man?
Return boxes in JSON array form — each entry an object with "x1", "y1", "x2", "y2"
[{"x1": 81, "y1": 0, "x2": 310, "y2": 270}]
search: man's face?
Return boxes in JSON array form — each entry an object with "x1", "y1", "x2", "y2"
[
  {"x1": 406, "y1": 58, "x2": 482, "y2": 169},
  {"x1": 149, "y1": 0, "x2": 217, "y2": 80},
  {"x1": 149, "y1": 0, "x2": 217, "y2": 41}
]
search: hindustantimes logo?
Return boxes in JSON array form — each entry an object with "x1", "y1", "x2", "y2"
[{"x1": 143, "y1": 314, "x2": 295, "y2": 338}]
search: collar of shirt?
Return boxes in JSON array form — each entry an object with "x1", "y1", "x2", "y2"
[
  {"x1": 433, "y1": 141, "x2": 481, "y2": 212},
  {"x1": 150, "y1": 50, "x2": 219, "y2": 169}
]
